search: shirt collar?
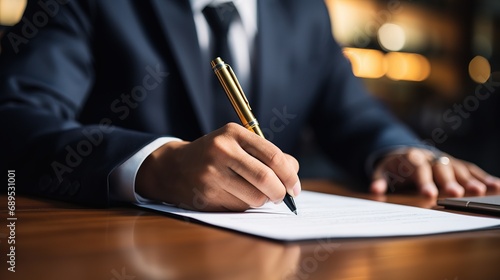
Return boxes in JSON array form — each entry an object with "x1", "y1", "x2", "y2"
[
  {"x1": 190, "y1": 0, "x2": 258, "y2": 34},
  {"x1": 191, "y1": 0, "x2": 236, "y2": 13}
]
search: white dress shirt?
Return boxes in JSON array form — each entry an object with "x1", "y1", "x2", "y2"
[
  {"x1": 109, "y1": 0, "x2": 258, "y2": 203},
  {"x1": 192, "y1": 0, "x2": 257, "y2": 90}
]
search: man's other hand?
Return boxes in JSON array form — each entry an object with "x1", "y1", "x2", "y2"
[{"x1": 370, "y1": 148, "x2": 500, "y2": 197}]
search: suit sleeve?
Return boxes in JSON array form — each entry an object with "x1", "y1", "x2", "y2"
[
  {"x1": 0, "y1": 0, "x2": 159, "y2": 206},
  {"x1": 309, "y1": 0, "x2": 422, "y2": 181}
]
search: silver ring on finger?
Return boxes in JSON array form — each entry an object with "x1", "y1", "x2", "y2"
[{"x1": 431, "y1": 154, "x2": 450, "y2": 166}]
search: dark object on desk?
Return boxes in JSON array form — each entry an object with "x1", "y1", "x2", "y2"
[{"x1": 438, "y1": 195, "x2": 500, "y2": 216}]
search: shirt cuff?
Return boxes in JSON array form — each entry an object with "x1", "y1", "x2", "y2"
[{"x1": 109, "y1": 137, "x2": 182, "y2": 204}]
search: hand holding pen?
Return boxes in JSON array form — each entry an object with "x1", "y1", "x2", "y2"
[
  {"x1": 135, "y1": 59, "x2": 301, "y2": 212},
  {"x1": 211, "y1": 57, "x2": 299, "y2": 214}
]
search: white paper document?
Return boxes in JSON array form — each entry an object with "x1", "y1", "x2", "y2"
[{"x1": 138, "y1": 191, "x2": 500, "y2": 241}]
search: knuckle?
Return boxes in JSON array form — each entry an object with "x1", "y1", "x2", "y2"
[
  {"x1": 211, "y1": 134, "x2": 226, "y2": 150},
  {"x1": 406, "y1": 149, "x2": 426, "y2": 165},
  {"x1": 468, "y1": 163, "x2": 480, "y2": 170},
  {"x1": 267, "y1": 148, "x2": 285, "y2": 167},
  {"x1": 462, "y1": 161, "x2": 479, "y2": 171},
  {"x1": 223, "y1": 122, "x2": 241, "y2": 134},
  {"x1": 254, "y1": 168, "x2": 275, "y2": 187},
  {"x1": 196, "y1": 166, "x2": 217, "y2": 187},
  {"x1": 210, "y1": 135, "x2": 232, "y2": 158}
]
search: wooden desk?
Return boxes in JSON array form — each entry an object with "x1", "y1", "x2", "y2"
[{"x1": 1, "y1": 180, "x2": 499, "y2": 280}]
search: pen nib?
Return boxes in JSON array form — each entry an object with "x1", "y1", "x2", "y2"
[{"x1": 293, "y1": 210, "x2": 297, "y2": 215}]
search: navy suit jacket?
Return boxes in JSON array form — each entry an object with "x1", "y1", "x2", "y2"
[{"x1": 0, "y1": 0, "x2": 418, "y2": 206}]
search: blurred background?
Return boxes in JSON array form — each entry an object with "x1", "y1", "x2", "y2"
[
  {"x1": 324, "y1": 0, "x2": 500, "y2": 177},
  {"x1": 1, "y1": 0, "x2": 499, "y2": 176}
]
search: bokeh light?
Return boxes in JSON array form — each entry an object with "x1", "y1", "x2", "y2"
[
  {"x1": 468, "y1": 55, "x2": 491, "y2": 84},
  {"x1": 378, "y1": 23, "x2": 406, "y2": 52},
  {"x1": 343, "y1": 48, "x2": 387, "y2": 79},
  {"x1": 0, "y1": 0, "x2": 27, "y2": 26},
  {"x1": 385, "y1": 52, "x2": 430, "y2": 82}
]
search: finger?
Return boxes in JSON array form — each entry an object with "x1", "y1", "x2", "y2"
[
  {"x1": 212, "y1": 124, "x2": 292, "y2": 202},
  {"x1": 284, "y1": 153, "x2": 301, "y2": 197},
  {"x1": 452, "y1": 161, "x2": 487, "y2": 196},
  {"x1": 215, "y1": 192, "x2": 253, "y2": 212},
  {"x1": 370, "y1": 161, "x2": 389, "y2": 194},
  {"x1": 214, "y1": 191, "x2": 252, "y2": 212},
  {"x1": 406, "y1": 149, "x2": 438, "y2": 197},
  {"x1": 227, "y1": 146, "x2": 288, "y2": 203},
  {"x1": 284, "y1": 153, "x2": 300, "y2": 173},
  {"x1": 370, "y1": 178, "x2": 388, "y2": 195},
  {"x1": 220, "y1": 171, "x2": 270, "y2": 209},
  {"x1": 238, "y1": 133, "x2": 301, "y2": 198},
  {"x1": 370, "y1": 149, "x2": 438, "y2": 196},
  {"x1": 466, "y1": 162, "x2": 500, "y2": 192},
  {"x1": 190, "y1": 168, "x2": 266, "y2": 211},
  {"x1": 432, "y1": 158, "x2": 464, "y2": 197},
  {"x1": 186, "y1": 177, "x2": 250, "y2": 212},
  {"x1": 376, "y1": 149, "x2": 438, "y2": 196}
]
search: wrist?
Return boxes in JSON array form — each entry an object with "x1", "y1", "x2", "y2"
[{"x1": 135, "y1": 141, "x2": 188, "y2": 201}]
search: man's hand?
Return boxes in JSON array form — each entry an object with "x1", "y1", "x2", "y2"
[
  {"x1": 370, "y1": 148, "x2": 500, "y2": 197},
  {"x1": 136, "y1": 123, "x2": 301, "y2": 211}
]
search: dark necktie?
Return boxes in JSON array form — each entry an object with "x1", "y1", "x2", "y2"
[{"x1": 203, "y1": 2, "x2": 240, "y2": 128}]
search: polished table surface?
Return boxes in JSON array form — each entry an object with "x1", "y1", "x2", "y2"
[{"x1": 1, "y1": 180, "x2": 499, "y2": 280}]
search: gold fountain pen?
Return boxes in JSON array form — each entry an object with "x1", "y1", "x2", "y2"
[{"x1": 211, "y1": 57, "x2": 297, "y2": 215}]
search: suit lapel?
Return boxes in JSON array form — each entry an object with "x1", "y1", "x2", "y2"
[{"x1": 149, "y1": 0, "x2": 213, "y2": 133}]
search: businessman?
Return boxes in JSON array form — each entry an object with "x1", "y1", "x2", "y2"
[{"x1": 0, "y1": 0, "x2": 499, "y2": 211}]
